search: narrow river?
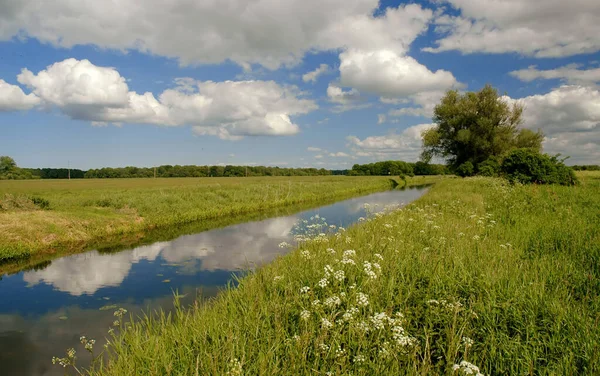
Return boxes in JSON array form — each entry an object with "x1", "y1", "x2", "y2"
[{"x1": 0, "y1": 185, "x2": 429, "y2": 376}]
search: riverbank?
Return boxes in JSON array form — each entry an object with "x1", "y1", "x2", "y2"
[
  {"x1": 0, "y1": 176, "x2": 442, "y2": 267},
  {"x1": 89, "y1": 172, "x2": 599, "y2": 375}
]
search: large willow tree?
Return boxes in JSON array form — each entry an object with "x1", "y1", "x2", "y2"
[{"x1": 421, "y1": 85, "x2": 543, "y2": 172}]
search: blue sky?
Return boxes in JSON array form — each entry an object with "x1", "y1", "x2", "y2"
[{"x1": 1, "y1": 0, "x2": 599, "y2": 169}]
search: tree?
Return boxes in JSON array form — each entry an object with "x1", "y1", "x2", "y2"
[
  {"x1": 421, "y1": 85, "x2": 543, "y2": 172},
  {"x1": 0, "y1": 156, "x2": 17, "y2": 175}
]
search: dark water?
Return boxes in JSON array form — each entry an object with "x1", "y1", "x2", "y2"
[{"x1": 0, "y1": 186, "x2": 429, "y2": 376}]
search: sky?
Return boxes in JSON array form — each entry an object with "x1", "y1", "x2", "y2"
[{"x1": 1, "y1": 0, "x2": 599, "y2": 169}]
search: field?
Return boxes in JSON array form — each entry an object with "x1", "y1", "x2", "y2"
[
  {"x1": 0, "y1": 176, "x2": 441, "y2": 267},
  {"x1": 81, "y1": 172, "x2": 600, "y2": 375}
]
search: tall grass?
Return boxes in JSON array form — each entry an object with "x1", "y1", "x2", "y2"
[
  {"x1": 82, "y1": 172, "x2": 599, "y2": 375},
  {"x1": 0, "y1": 176, "x2": 442, "y2": 265}
]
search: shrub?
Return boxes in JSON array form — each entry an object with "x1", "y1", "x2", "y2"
[
  {"x1": 456, "y1": 161, "x2": 474, "y2": 177},
  {"x1": 500, "y1": 148, "x2": 578, "y2": 185},
  {"x1": 478, "y1": 157, "x2": 501, "y2": 177}
]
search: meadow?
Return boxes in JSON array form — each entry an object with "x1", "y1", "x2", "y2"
[
  {"x1": 77, "y1": 172, "x2": 600, "y2": 375},
  {"x1": 0, "y1": 175, "x2": 441, "y2": 266}
]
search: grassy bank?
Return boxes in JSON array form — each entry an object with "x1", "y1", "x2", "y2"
[
  {"x1": 87, "y1": 172, "x2": 599, "y2": 375},
  {"x1": 0, "y1": 176, "x2": 441, "y2": 265}
]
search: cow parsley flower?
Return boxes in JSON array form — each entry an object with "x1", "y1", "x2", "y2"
[
  {"x1": 356, "y1": 292, "x2": 369, "y2": 307},
  {"x1": 300, "y1": 286, "x2": 310, "y2": 294},
  {"x1": 300, "y1": 310, "x2": 311, "y2": 321}
]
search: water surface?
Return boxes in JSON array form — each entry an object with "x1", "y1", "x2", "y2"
[{"x1": 0, "y1": 186, "x2": 429, "y2": 376}]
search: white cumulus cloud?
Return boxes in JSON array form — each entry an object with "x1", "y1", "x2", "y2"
[
  {"x1": 0, "y1": 79, "x2": 40, "y2": 111},
  {"x1": 347, "y1": 123, "x2": 435, "y2": 160},
  {"x1": 0, "y1": 0, "x2": 431, "y2": 70},
  {"x1": 425, "y1": 0, "x2": 600, "y2": 58},
  {"x1": 503, "y1": 85, "x2": 600, "y2": 164},
  {"x1": 11, "y1": 58, "x2": 317, "y2": 139},
  {"x1": 339, "y1": 50, "x2": 458, "y2": 98}
]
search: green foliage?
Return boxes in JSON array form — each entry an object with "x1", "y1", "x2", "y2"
[
  {"x1": 500, "y1": 148, "x2": 578, "y2": 185},
  {"x1": 85, "y1": 165, "x2": 332, "y2": 178},
  {"x1": 572, "y1": 165, "x2": 600, "y2": 171},
  {"x1": 26, "y1": 168, "x2": 86, "y2": 179},
  {"x1": 477, "y1": 157, "x2": 501, "y2": 177},
  {"x1": 0, "y1": 156, "x2": 37, "y2": 180},
  {"x1": 456, "y1": 161, "x2": 475, "y2": 177},
  {"x1": 412, "y1": 161, "x2": 448, "y2": 176},
  {"x1": 350, "y1": 161, "x2": 448, "y2": 176},
  {"x1": 421, "y1": 85, "x2": 544, "y2": 172}
]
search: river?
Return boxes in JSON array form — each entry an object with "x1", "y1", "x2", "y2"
[{"x1": 0, "y1": 185, "x2": 429, "y2": 376}]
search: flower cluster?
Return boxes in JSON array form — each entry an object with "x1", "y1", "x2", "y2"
[{"x1": 452, "y1": 360, "x2": 485, "y2": 376}]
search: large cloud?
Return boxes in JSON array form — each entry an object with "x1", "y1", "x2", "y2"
[
  {"x1": 425, "y1": 0, "x2": 600, "y2": 58},
  {"x1": 0, "y1": 79, "x2": 40, "y2": 111},
  {"x1": 0, "y1": 0, "x2": 432, "y2": 69},
  {"x1": 13, "y1": 58, "x2": 317, "y2": 139},
  {"x1": 339, "y1": 50, "x2": 458, "y2": 98},
  {"x1": 347, "y1": 123, "x2": 435, "y2": 160},
  {"x1": 506, "y1": 85, "x2": 600, "y2": 164}
]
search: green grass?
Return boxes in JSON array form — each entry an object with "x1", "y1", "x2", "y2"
[
  {"x1": 0, "y1": 175, "x2": 442, "y2": 267},
  {"x1": 81, "y1": 172, "x2": 599, "y2": 375}
]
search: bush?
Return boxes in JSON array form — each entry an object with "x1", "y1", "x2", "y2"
[
  {"x1": 500, "y1": 148, "x2": 578, "y2": 185},
  {"x1": 478, "y1": 157, "x2": 501, "y2": 177},
  {"x1": 456, "y1": 161, "x2": 474, "y2": 177}
]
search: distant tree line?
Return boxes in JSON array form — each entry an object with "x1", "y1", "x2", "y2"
[
  {"x1": 348, "y1": 161, "x2": 448, "y2": 176},
  {"x1": 84, "y1": 165, "x2": 332, "y2": 178},
  {"x1": 571, "y1": 165, "x2": 600, "y2": 171},
  {"x1": 24, "y1": 168, "x2": 86, "y2": 179}
]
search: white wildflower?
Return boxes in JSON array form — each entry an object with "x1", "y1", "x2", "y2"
[
  {"x1": 273, "y1": 275, "x2": 283, "y2": 282},
  {"x1": 318, "y1": 278, "x2": 329, "y2": 288},
  {"x1": 300, "y1": 286, "x2": 310, "y2": 294},
  {"x1": 226, "y1": 358, "x2": 243, "y2": 376},
  {"x1": 300, "y1": 250, "x2": 312, "y2": 260},
  {"x1": 356, "y1": 292, "x2": 369, "y2": 307},
  {"x1": 300, "y1": 310, "x2": 311, "y2": 321},
  {"x1": 321, "y1": 318, "x2": 333, "y2": 329},
  {"x1": 462, "y1": 336, "x2": 474, "y2": 348},
  {"x1": 333, "y1": 270, "x2": 345, "y2": 282},
  {"x1": 324, "y1": 295, "x2": 342, "y2": 308}
]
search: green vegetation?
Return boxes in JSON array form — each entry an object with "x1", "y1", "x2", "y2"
[
  {"x1": 501, "y1": 148, "x2": 578, "y2": 185},
  {"x1": 85, "y1": 165, "x2": 332, "y2": 178},
  {"x1": 348, "y1": 161, "x2": 448, "y2": 176},
  {"x1": 572, "y1": 164, "x2": 600, "y2": 171},
  {"x1": 0, "y1": 156, "x2": 37, "y2": 180},
  {"x1": 0, "y1": 175, "x2": 440, "y2": 265},
  {"x1": 80, "y1": 172, "x2": 599, "y2": 375},
  {"x1": 422, "y1": 85, "x2": 544, "y2": 174}
]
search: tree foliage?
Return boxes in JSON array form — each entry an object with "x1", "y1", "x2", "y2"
[
  {"x1": 348, "y1": 161, "x2": 448, "y2": 176},
  {"x1": 85, "y1": 165, "x2": 332, "y2": 178},
  {"x1": 0, "y1": 156, "x2": 37, "y2": 180},
  {"x1": 421, "y1": 85, "x2": 543, "y2": 173},
  {"x1": 500, "y1": 149, "x2": 578, "y2": 186}
]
